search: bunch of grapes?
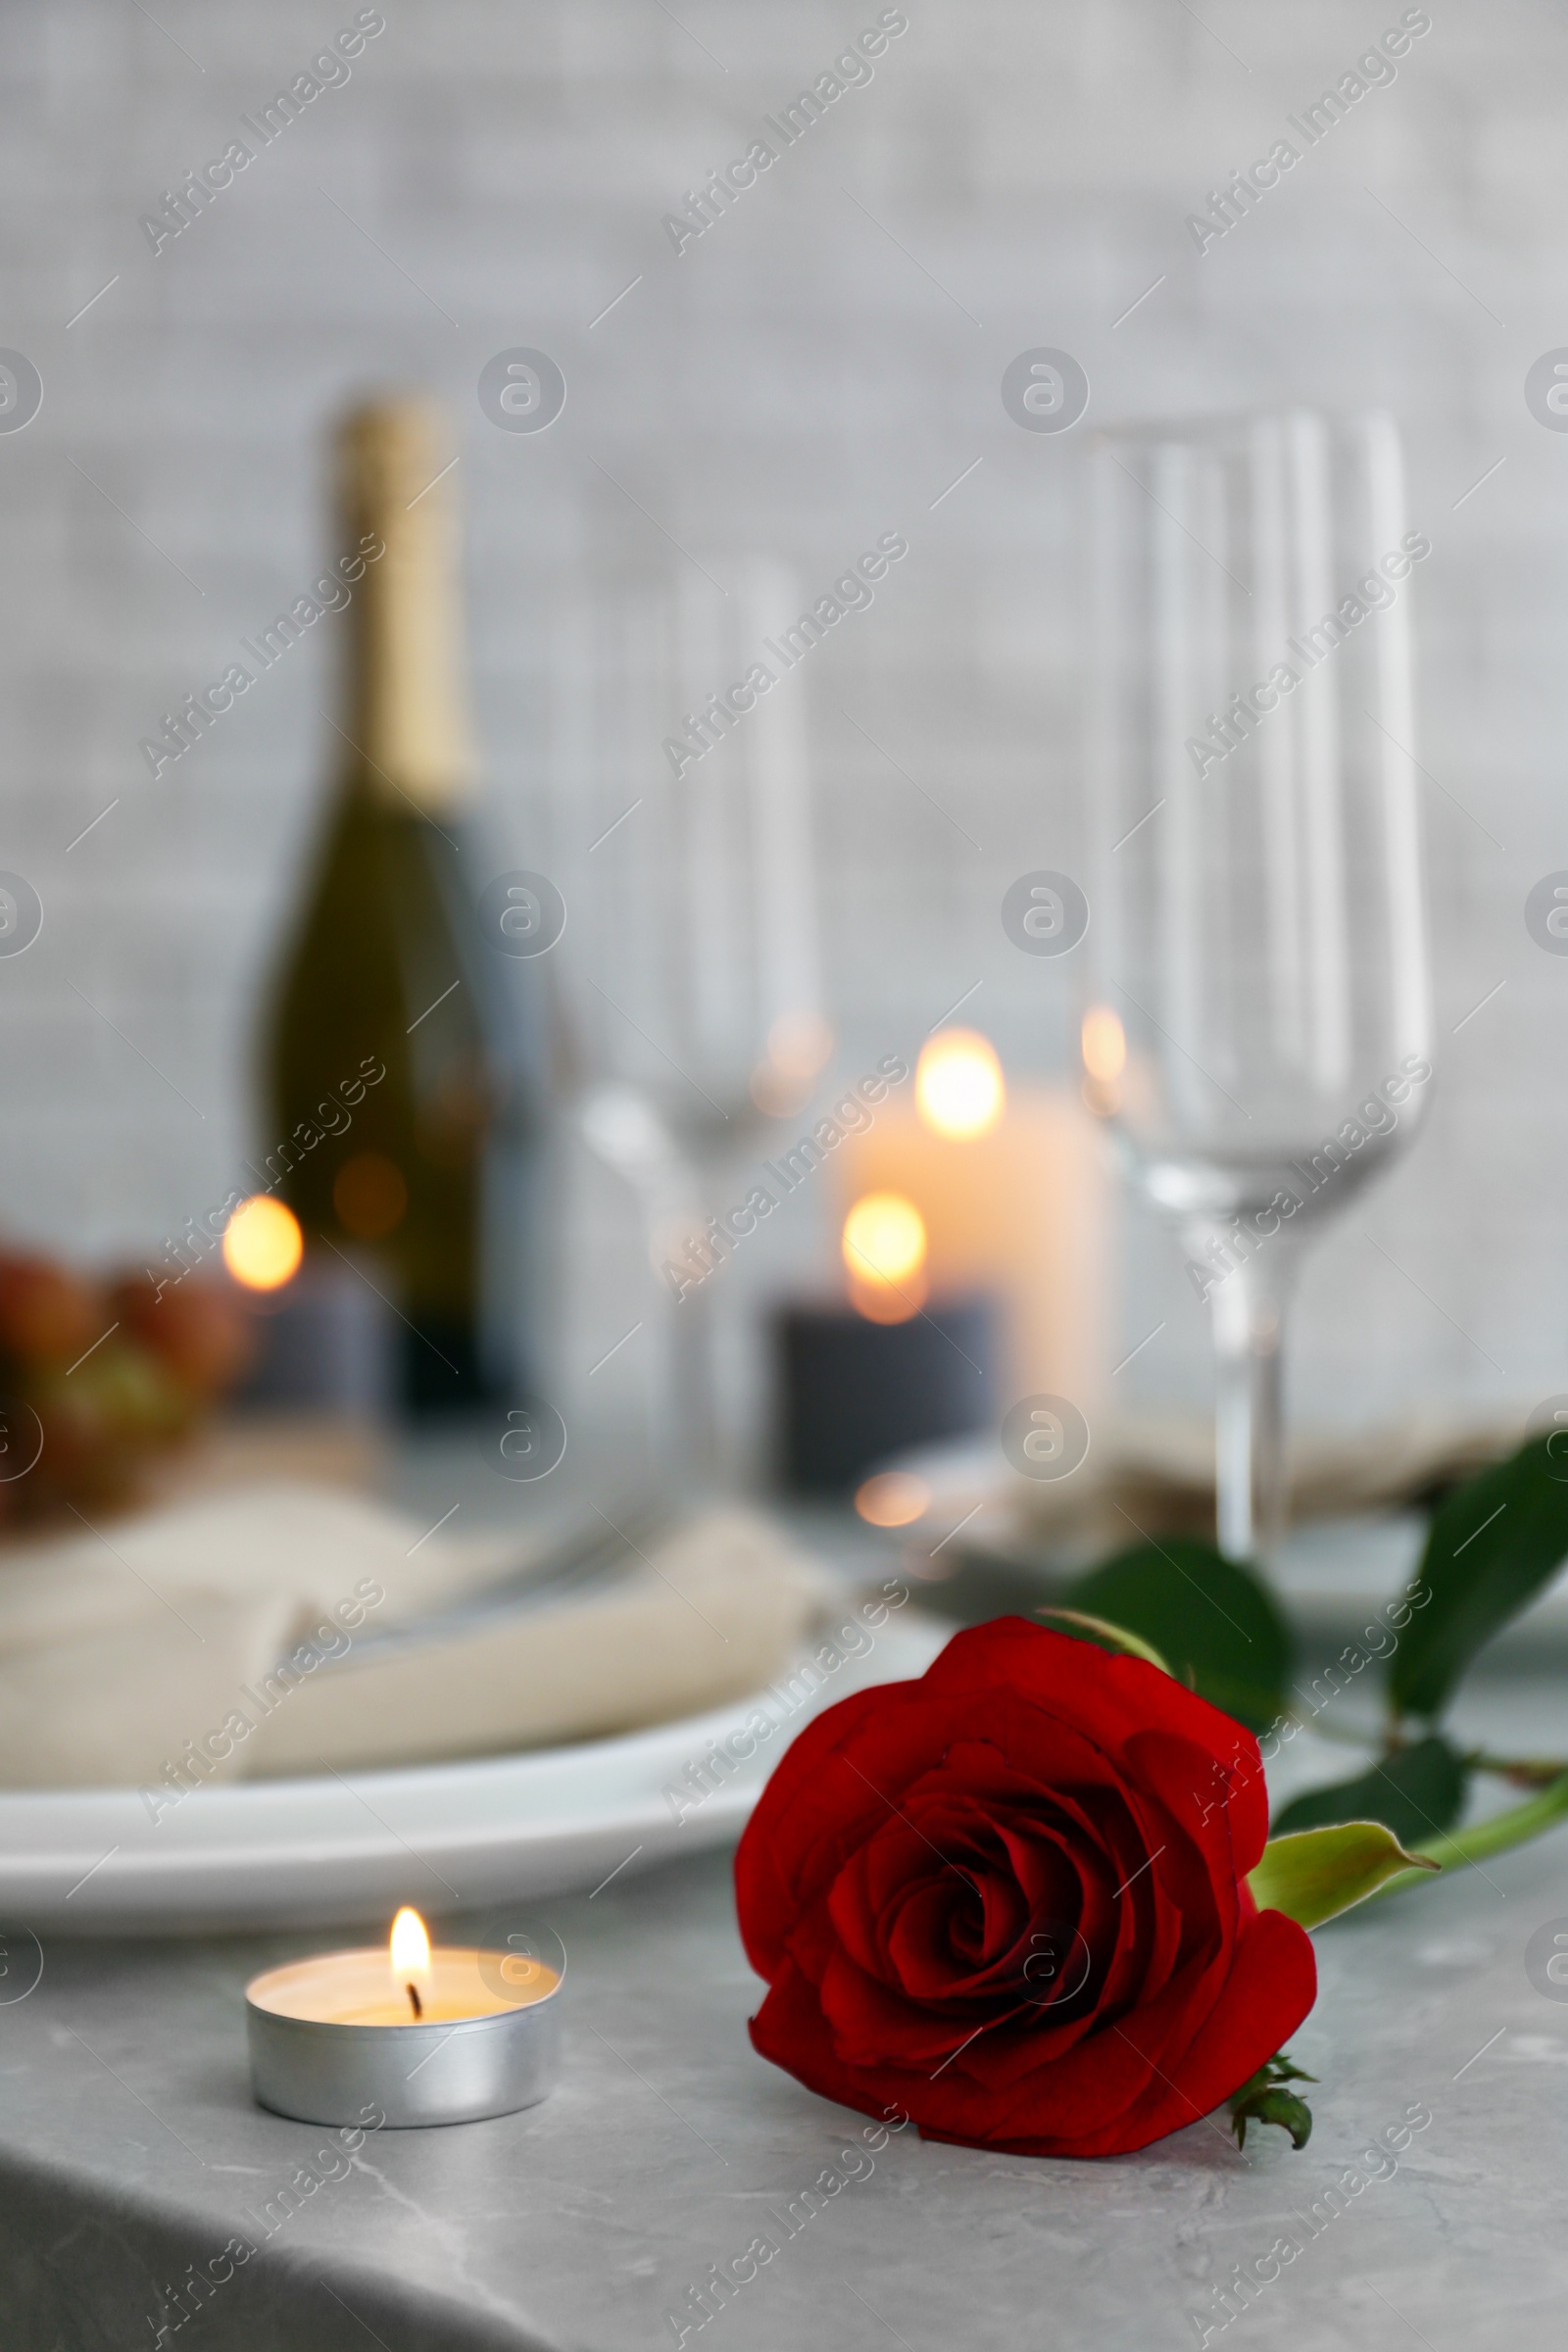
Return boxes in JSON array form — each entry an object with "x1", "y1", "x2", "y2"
[{"x1": 0, "y1": 1257, "x2": 253, "y2": 1524}]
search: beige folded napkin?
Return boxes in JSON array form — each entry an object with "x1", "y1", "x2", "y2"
[
  {"x1": 1031, "y1": 1408, "x2": 1520, "y2": 1540},
  {"x1": 0, "y1": 1481, "x2": 519, "y2": 1659},
  {"x1": 244, "y1": 1509, "x2": 828, "y2": 1779},
  {"x1": 909, "y1": 1409, "x2": 1527, "y2": 1558},
  {"x1": 0, "y1": 1485, "x2": 828, "y2": 1790}
]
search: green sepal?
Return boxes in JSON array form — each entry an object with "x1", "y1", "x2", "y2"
[
  {"x1": 1248, "y1": 1820, "x2": 1437, "y2": 1929},
  {"x1": 1227, "y1": 2052, "x2": 1316, "y2": 2151},
  {"x1": 1035, "y1": 1607, "x2": 1174, "y2": 1677}
]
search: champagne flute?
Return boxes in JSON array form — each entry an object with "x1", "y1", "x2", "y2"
[
  {"x1": 564, "y1": 550, "x2": 829, "y2": 1488},
  {"x1": 1082, "y1": 410, "x2": 1432, "y2": 1561}
]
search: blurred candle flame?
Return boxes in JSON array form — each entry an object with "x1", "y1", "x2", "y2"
[
  {"x1": 915, "y1": 1030, "x2": 1005, "y2": 1140},
  {"x1": 843, "y1": 1191, "x2": 927, "y2": 1323},
  {"x1": 221, "y1": 1196, "x2": 303, "y2": 1291}
]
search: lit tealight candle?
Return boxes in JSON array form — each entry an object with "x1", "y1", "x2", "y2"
[{"x1": 245, "y1": 1906, "x2": 562, "y2": 2129}]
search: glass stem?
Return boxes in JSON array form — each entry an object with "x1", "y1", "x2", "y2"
[
  {"x1": 648, "y1": 1156, "x2": 723, "y2": 1496},
  {"x1": 1199, "y1": 1227, "x2": 1295, "y2": 1564},
  {"x1": 667, "y1": 1256, "x2": 719, "y2": 1494}
]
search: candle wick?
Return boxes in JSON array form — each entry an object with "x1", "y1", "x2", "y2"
[{"x1": 407, "y1": 1982, "x2": 422, "y2": 2020}]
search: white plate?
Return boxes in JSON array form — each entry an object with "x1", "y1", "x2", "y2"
[{"x1": 0, "y1": 1616, "x2": 950, "y2": 1936}]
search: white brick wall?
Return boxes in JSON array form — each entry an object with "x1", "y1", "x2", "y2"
[{"x1": 1, "y1": 0, "x2": 1564, "y2": 1452}]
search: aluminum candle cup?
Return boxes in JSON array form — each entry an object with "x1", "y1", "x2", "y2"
[{"x1": 245, "y1": 1941, "x2": 562, "y2": 2129}]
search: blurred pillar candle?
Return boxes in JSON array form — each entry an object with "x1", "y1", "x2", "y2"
[
  {"x1": 833, "y1": 1052, "x2": 1108, "y2": 1418},
  {"x1": 778, "y1": 1297, "x2": 998, "y2": 1493}
]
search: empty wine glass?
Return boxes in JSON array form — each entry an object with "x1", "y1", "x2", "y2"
[
  {"x1": 1082, "y1": 410, "x2": 1432, "y2": 1561},
  {"x1": 563, "y1": 550, "x2": 829, "y2": 1487}
]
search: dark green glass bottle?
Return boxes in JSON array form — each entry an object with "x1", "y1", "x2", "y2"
[{"x1": 263, "y1": 399, "x2": 523, "y2": 1409}]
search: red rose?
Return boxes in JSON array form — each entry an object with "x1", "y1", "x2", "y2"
[{"x1": 736, "y1": 1619, "x2": 1315, "y2": 2158}]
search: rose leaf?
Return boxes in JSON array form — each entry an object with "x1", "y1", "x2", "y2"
[
  {"x1": 1391, "y1": 1437, "x2": 1568, "y2": 1721},
  {"x1": 1063, "y1": 1538, "x2": 1293, "y2": 1732},
  {"x1": 1269, "y1": 1734, "x2": 1469, "y2": 1847},
  {"x1": 1248, "y1": 1821, "x2": 1437, "y2": 1930}
]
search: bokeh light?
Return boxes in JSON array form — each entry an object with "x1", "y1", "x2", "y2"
[
  {"x1": 221, "y1": 1196, "x2": 303, "y2": 1291},
  {"x1": 750, "y1": 1010, "x2": 835, "y2": 1116},
  {"x1": 843, "y1": 1191, "x2": 927, "y2": 1285},
  {"x1": 843, "y1": 1191, "x2": 928, "y2": 1323},
  {"x1": 334, "y1": 1152, "x2": 409, "y2": 1241},
  {"x1": 915, "y1": 1029, "x2": 1005, "y2": 1140},
  {"x1": 1081, "y1": 1005, "x2": 1127, "y2": 1083},
  {"x1": 854, "y1": 1471, "x2": 932, "y2": 1528}
]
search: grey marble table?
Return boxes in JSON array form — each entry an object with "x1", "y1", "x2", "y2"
[{"x1": 5, "y1": 1667, "x2": 1568, "y2": 2352}]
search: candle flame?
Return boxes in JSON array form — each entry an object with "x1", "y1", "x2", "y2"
[
  {"x1": 915, "y1": 1030, "x2": 1005, "y2": 1140},
  {"x1": 843, "y1": 1192, "x2": 928, "y2": 1324},
  {"x1": 390, "y1": 1906, "x2": 431, "y2": 1980},
  {"x1": 222, "y1": 1195, "x2": 304, "y2": 1291}
]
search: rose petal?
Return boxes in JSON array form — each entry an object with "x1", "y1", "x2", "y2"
[{"x1": 920, "y1": 1905, "x2": 1317, "y2": 2158}]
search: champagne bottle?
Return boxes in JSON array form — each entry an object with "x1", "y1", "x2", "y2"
[{"x1": 262, "y1": 398, "x2": 529, "y2": 1410}]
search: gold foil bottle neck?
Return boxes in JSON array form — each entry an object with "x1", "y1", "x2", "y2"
[{"x1": 336, "y1": 396, "x2": 476, "y2": 811}]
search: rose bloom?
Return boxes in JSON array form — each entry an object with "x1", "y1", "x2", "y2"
[{"x1": 736, "y1": 1620, "x2": 1315, "y2": 2158}]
